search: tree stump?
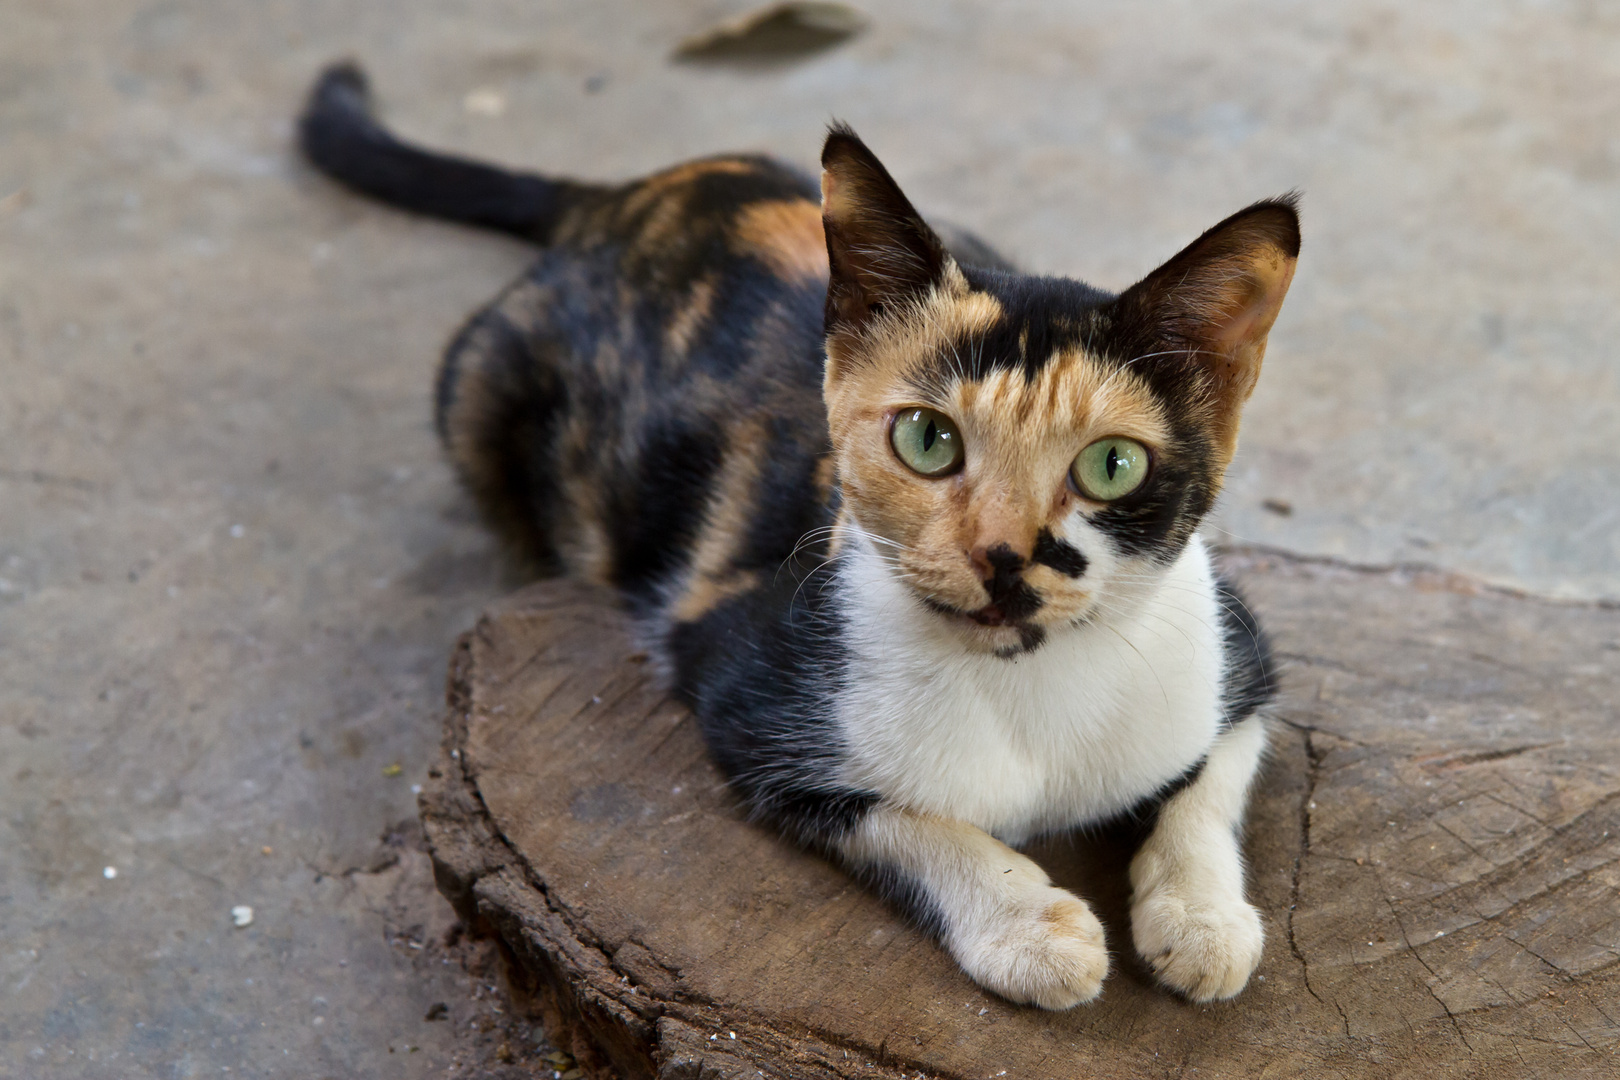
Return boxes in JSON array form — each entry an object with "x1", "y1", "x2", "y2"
[{"x1": 419, "y1": 556, "x2": 1620, "y2": 1079}]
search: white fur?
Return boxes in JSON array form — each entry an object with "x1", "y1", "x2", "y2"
[
  {"x1": 831, "y1": 527, "x2": 1269, "y2": 1006},
  {"x1": 1129, "y1": 716, "x2": 1268, "y2": 1001},
  {"x1": 834, "y1": 530, "x2": 1226, "y2": 845},
  {"x1": 842, "y1": 808, "x2": 1109, "y2": 1009}
]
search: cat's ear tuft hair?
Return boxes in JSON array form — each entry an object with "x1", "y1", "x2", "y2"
[
  {"x1": 1114, "y1": 196, "x2": 1300, "y2": 459},
  {"x1": 820, "y1": 124, "x2": 950, "y2": 336}
]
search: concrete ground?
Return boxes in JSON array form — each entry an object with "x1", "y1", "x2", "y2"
[{"x1": 1, "y1": 1, "x2": 1615, "y2": 1077}]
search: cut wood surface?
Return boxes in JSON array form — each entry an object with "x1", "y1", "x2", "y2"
[{"x1": 420, "y1": 556, "x2": 1620, "y2": 1079}]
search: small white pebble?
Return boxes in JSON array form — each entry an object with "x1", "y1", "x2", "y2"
[
  {"x1": 103, "y1": 866, "x2": 118, "y2": 879},
  {"x1": 729, "y1": 1032, "x2": 736, "y2": 1039},
  {"x1": 312, "y1": 1016, "x2": 324, "y2": 1026},
  {"x1": 231, "y1": 905, "x2": 254, "y2": 928},
  {"x1": 1435, "y1": 930, "x2": 1445, "y2": 938},
  {"x1": 229, "y1": 524, "x2": 244, "y2": 538},
  {"x1": 411, "y1": 784, "x2": 423, "y2": 794}
]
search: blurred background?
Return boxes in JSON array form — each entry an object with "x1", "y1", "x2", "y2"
[{"x1": 3, "y1": 1, "x2": 1617, "y2": 1076}]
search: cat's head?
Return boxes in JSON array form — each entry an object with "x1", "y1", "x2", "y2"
[{"x1": 819, "y1": 125, "x2": 1298, "y2": 657}]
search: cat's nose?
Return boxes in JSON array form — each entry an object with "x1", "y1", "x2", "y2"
[{"x1": 970, "y1": 542, "x2": 1028, "y2": 585}]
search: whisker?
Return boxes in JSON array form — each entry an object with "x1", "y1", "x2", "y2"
[{"x1": 1100, "y1": 621, "x2": 1173, "y2": 713}]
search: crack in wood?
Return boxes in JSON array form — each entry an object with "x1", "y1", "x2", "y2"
[
  {"x1": 1285, "y1": 725, "x2": 1326, "y2": 1010},
  {"x1": 1416, "y1": 743, "x2": 1562, "y2": 773}
]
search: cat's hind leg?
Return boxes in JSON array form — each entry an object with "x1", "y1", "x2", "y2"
[
  {"x1": 1128, "y1": 716, "x2": 1269, "y2": 1001},
  {"x1": 436, "y1": 285, "x2": 569, "y2": 568},
  {"x1": 840, "y1": 807, "x2": 1110, "y2": 1009}
]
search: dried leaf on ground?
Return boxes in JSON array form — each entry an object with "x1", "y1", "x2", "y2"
[{"x1": 674, "y1": 3, "x2": 866, "y2": 65}]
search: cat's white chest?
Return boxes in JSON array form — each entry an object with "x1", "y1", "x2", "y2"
[{"x1": 833, "y1": 537, "x2": 1226, "y2": 845}]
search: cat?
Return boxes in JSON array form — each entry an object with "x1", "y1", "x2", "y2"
[{"x1": 300, "y1": 61, "x2": 1297, "y2": 1008}]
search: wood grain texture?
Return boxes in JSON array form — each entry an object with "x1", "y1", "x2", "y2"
[{"x1": 420, "y1": 557, "x2": 1620, "y2": 1079}]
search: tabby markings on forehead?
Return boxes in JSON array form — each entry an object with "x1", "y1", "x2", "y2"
[
  {"x1": 833, "y1": 272, "x2": 1004, "y2": 378},
  {"x1": 934, "y1": 348, "x2": 1173, "y2": 454}
]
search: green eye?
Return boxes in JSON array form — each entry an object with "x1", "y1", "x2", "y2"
[
  {"x1": 890, "y1": 407, "x2": 964, "y2": 477},
  {"x1": 1071, "y1": 437, "x2": 1150, "y2": 501}
]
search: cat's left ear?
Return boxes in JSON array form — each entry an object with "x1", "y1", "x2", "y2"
[
  {"x1": 820, "y1": 124, "x2": 953, "y2": 343},
  {"x1": 1113, "y1": 197, "x2": 1300, "y2": 461}
]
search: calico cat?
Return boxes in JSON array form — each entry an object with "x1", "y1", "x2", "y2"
[{"x1": 300, "y1": 62, "x2": 1297, "y2": 1008}]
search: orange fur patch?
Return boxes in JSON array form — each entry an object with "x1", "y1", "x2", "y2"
[
  {"x1": 665, "y1": 277, "x2": 717, "y2": 359},
  {"x1": 668, "y1": 419, "x2": 768, "y2": 622},
  {"x1": 668, "y1": 568, "x2": 761, "y2": 623},
  {"x1": 732, "y1": 199, "x2": 830, "y2": 283}
]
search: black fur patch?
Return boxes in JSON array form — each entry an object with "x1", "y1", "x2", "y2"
[
  {"x1": 1031, "y1": 529, "x2": 1088, "y2": 578},
  {"x1": 299, "y1": 62, "x2": 592, "y2": 241},
  {"x1": 739, "y1": 423, "x2": 834, "y2": 572},
  {"x1": 983, "y1": 543, "x2": 1043, "y2": 621},
  {"x1": 1088, "y1": 441, "x2": 1211, "y2": 561},
  {"x1": 669, "y1": 563, "x2": 881, "y2": 850},
  {"x1": 1215, "y1": 575, "x2": 1276, "y2": 727},
  {"x1": 996, "y1": 623, "x2": 1047, "y2": 659},
  {"x1": 1093, "y1": 754, "x2": 1209, "y2": 842},
  {"x1": 608, "y1": 413, "x2": 726, "y2": 602},
  {"x1": 949, "y1": 269, "x2": 1115, "y2": 383}
]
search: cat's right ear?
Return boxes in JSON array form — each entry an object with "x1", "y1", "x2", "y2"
[{"x1": 820, "y1": 124, "x2": 950, "y2": 340}]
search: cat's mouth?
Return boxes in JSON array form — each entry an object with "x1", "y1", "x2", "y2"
[
  {"x1": 923, "y1": 596, "x2": 1013, "y2": 625},
  {"x1": 965, "y1": 602, "x2": 1013, "y2": 627},
  {"x1": 921, "y1": 597, "x2": 1048, "y2": 656}
]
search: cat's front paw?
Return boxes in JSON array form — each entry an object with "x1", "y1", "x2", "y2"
[
  {"x1": 1130, "y1": 887, "x2": 1263, "y2": 1002},
  {"x1": 955, "y1": 889, "x2": 1110, "y2": 1010}
]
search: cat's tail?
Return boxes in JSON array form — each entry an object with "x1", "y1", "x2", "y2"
[{"x1": 298, "y1": 61, "x2": 602, "y2": 243}]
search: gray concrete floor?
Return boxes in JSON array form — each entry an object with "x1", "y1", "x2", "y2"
[{"x1": 2, "y1": 1, "x2": 1616, "y2": 1076}]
